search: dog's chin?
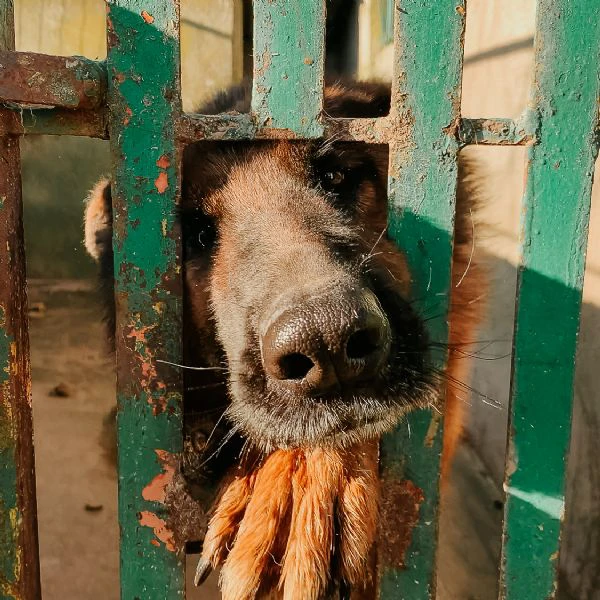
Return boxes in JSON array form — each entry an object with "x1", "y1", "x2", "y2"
[{"x1": 225, "y1": 390, "x2": 435, "y2": 452}]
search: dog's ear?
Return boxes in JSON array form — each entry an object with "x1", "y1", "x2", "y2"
[
  {"x1": 84, "y1": 177, "x2": 112, "y2": 262},
  {"x1": 84, "y1": 178, "x2": 115, "y2": 345}
]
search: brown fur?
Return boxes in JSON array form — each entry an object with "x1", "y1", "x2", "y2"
[{"x1": 84, "y1": 80, "x2": 485, "y2": 598}]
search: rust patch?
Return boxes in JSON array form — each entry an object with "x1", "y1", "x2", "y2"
[
  {"x1": 139, "y1": 511, "x2": 176, "y2": 552},
  {"x1": 154, "y1": 172, "x2": 168, "y2": 194},
  {"x1": 142, "y1": 449, "x2": 176, "y2": 503},
  {"x1": 123, "y1": 106, "x2": 132, "y2": 126},
  {"x1": 156, "y1": 154, "x2": 170, "y2": 169},
  {"x1": 141, "y1": 10, "x2": 155, "y2": 24},
  {"x1": 125, "y1": 323, "x2": 168, "y2": 412},
  {"x1": 0, "y1": 50, "x2": 107, "y2": 110},
  {"x1": 378, "y1": 478, "x2": 425, "y2": 569}
]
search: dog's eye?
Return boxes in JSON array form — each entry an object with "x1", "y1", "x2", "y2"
[
  {"x1": 182, "y1": 211, "x2": 217, "y2": 257},
  {"x1": 323, "y1": 170, "x2": 345, "y2": 187}
]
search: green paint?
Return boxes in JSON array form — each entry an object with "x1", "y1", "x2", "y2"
[
  {"x1": 501, "y1": 2, "x2": 600, "y2": 598},
  {"x1": 380, "y1": 1, "x2": 465, "y2": 598},
  {"x1": 105, "y1": 1, "x2": 184, "y2": 598},
  {"x1": 0, "y1": 324, "x2": 19, "y2": 600},
  {"x1": 252, "y1": 0, "x2": 325, "y2": 137}
]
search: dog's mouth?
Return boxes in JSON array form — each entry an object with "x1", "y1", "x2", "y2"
[{"x1": 226, "y1": 323, "x2": 435, "y2": 451}]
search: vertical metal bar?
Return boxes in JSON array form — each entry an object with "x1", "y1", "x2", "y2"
[
  {"x1": 379, "y1": 1, "x2": 465, "y2": 598},
  {"x1": 0, "y1": 3, "x2": 41, "y2": 599},
  {"x1": 500, "y1": 2, "x2": 600, "y2": 598},
  {"x1": 252, "y1": 0, "x2": 326, "y2": 137},
  {"x1": 105, "y1": 1, "x2": 185, "y2": 598}
]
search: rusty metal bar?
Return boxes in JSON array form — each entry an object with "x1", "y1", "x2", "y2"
[
  {"x1": 459, "y1": 116, "x2": 535, "y2": 146},
  {"x1": 0, "y1": 51, "x2": 106, "y2": 109},
  {"x1": 500, "y1": 1, "x2": 600, "y2": 597},
  {"x1": 0, "y1": 106, "x2": 108, "y2": 138},
  {"x1": 0, "y1": 108, "x2": 540, "y2": 149},
  {"x1": 379, "y1": 0, "x2": 466, "y2": 597},
  {"x1": 0, "y1": 3, "x2": 41, "y2": 600},
  {"x1": 252, "y1": 0, "x2": 326, "y2": 137},
  {"x1": 105, "y1": 0, "x2": 185, "y2": 597}
]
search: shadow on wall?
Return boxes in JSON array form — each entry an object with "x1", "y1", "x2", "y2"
[{"x1": 21, "y1": 136, "x2": 109, "y2": 279}]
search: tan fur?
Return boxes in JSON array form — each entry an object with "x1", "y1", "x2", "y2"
[
  {"x1": 336, "y1": 442, "x2": 379, "y2": 587},
  {"x1": 83, "y1": 177, "x2": 111, "y2": 260},
  {"x1": 202, "y1": 470, "x2": 257, "y2": 570},
  {"x1": 220, "y1": 451, "x2": 295, "y2": 600},
  {"x1": 200, "y1": 442, "x2": 380, "y2": 600}
]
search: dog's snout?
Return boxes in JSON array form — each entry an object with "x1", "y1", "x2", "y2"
[{"x1": 261, "y1": 287, "x2": 391, "y2": 395}]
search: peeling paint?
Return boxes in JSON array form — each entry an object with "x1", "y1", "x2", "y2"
[
  {"x1": 138, "y1": 511, "x2": 176, "y2": 552},
  {"x1": 141, "y1": 10, "x2": 154, "y2": 24},
  {"x1": 142, "y1": 450, "x2": 176, "y2": 503},
  {"x1": 154, "y1": 171, "x2": 168, "y2": 193}
]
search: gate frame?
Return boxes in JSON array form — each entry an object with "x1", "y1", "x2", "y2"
[{"x1": 1, "y1": 1, "x2": 599, "y2": 598}]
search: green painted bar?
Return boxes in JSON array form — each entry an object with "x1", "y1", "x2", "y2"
[
  {"x1": 252, "y1": 0, "x2": 325, "y2": 137},
  {"x1": 500, "y1": 2, "x2": 600, "y2": 598},
  {"x1": 105, "y1": 1, "x2": 185, "y2": 598},
  {"x1": 0, "y1": 4, "x2": 41, "y2": 600},
  {"x1": 379, "y1": 1, "x2": 465, "y2": 598}
]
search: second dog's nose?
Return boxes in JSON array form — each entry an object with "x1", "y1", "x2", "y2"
[{"x1": 261, "y1": 287, "x2": 391, "y2": 395}]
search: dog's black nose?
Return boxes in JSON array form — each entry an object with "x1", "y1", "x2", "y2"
[{"x1": 261, "y1": 286, "x2": 391, "y2": 395}]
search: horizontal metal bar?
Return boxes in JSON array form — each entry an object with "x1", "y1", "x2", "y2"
[
  {"x1": 0, "y1": 105, "x2": 108, "y2": 138},
  {"x1": 179, "y1": 113, "x2": 532, "y2": 146},
  {"x1": 0, "y1": 51, "x2": 106, "y2": 109},
  {"x1": 177, "y1": 113, "x2": 410, "y2": 145},
  {"x1": 0, "y1": 107, "x2": 539, "y2": 149},
  {"x1": 459, "y1": 116, "x2": 536, "y2": 146}
]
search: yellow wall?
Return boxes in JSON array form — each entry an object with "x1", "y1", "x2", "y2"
[{"x1": 14, "y1": 0, "x2": 243, "y2": 111}]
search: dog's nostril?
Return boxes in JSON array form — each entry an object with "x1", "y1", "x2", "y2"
[
  {"x1": 278, "y1": 352, "x2": 315, "y2": 380},
  {"x1": 346, "y1": 328, "x2": 380, "y2": 360}
]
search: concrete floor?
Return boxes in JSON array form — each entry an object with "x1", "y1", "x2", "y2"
[{"x1": 29, "y1": 279, "x2": 503, "y2": 600}]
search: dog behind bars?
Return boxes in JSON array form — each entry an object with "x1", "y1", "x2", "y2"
[{"x1": 84, "y1": 80, "x2": 484, "y2": 599}]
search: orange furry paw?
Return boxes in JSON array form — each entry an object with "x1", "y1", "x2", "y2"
[{"x1": 196, "y1": 441, "x2": 379, "y2": 600}]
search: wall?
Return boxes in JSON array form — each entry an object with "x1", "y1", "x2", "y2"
[{"x1": 14, "y1": 0, "x2": 243, "y2": 278}]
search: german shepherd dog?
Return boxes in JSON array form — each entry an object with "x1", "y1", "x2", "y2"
[{"x1": 84, "y1": 81, "x2": 483, "y2": 599}]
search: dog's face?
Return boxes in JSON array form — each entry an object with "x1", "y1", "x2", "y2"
[
  {"x1": 85, "y1": 82, "x2": 437, "y2": 454},
  {"x1": 181, "y1": 84, "x2": 435, "y2": 452}
]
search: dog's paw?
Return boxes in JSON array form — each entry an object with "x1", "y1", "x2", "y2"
[{"x1": 196, "y1": 442, "x2": 379, "y2": 600}]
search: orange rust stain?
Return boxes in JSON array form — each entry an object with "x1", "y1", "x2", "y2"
[
  {"x1": 156, "y1": 155, "x2": 170, "y2": 169},
  {"x1": 142, "y1": 449, "x2": 175, "y2": 503},
  {"x1": 141, "y1": 10, "x2": 155, "y2": 24},
  {"x1": 126, "y1": 323, "x2": 156, "y2": 345},
  {"x1": 139, "y1": 511, "x2": 176, "y2": 552},
  {"x1": 456, "y1": 5, "x2": 466, "y2": 15},
  {"x1": 150, "y1": 539, "x2": 160, "y2": 547},
  {"x1": 126, "y1": 324, "x2": 167, "y2": 411},
  {"x1": 155, "y1": 172, "x2": 168, "y2": 194},
  {"x1": 123, "y1": 106, "x2": 133, "y2": 126},
  {"x1": 379, "y1": 478, "x2": 425, "y2": 569}
]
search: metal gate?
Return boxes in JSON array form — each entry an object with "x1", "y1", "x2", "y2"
[{"x1": 0, "y1": 1, "x2": 599, "y2": 598}]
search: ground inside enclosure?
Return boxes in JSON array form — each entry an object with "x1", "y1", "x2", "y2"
[{"x1": 29, "y1": 279, "x2": 505, "y2": 600}]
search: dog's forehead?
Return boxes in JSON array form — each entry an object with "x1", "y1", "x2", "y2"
[{"x1": 182, "y1": 139, "x2": 354, "y2": 213}]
